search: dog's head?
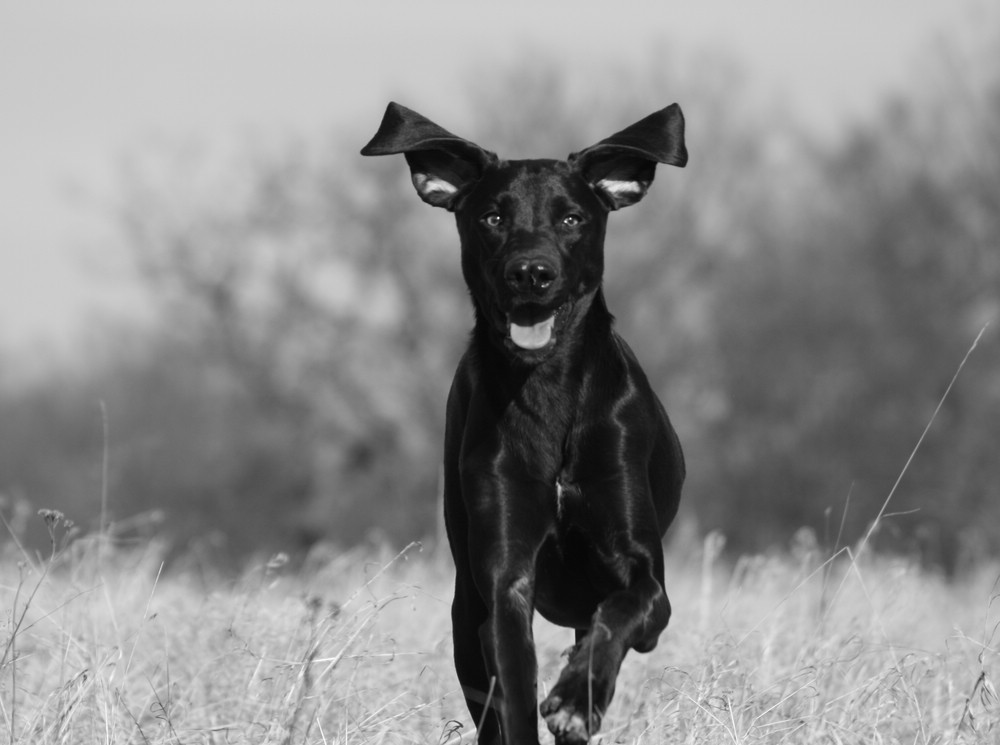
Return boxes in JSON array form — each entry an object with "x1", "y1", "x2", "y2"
[{"x1": 361, "y1": 102, "x2": 686, "y2": 364}]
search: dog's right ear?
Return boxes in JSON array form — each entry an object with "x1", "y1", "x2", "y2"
[
  {"x1": 570, "y1": 104, "x2": 687, "y2": 210},
  {"x1": 361, "y1": 102, "x2": 496, "y2": 211}
]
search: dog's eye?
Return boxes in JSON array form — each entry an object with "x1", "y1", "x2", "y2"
[
  {"x1": 481, "y1": 212, "x2": 502, "y2": 227},
  {"x1": 562, "y1": 214, "x2": 582, "y2": 227}
]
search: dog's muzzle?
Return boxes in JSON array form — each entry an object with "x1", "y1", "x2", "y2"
[{"x1": 501, "y1": 256, "x2": 565, "y2": 350}]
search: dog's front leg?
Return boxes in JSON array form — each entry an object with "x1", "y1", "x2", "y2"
[
  {"x1": 540, "y1": 488, "x2": 671, "y2": 744},
  {"x1": 464, "y1": 474, "x2": 555, "y2": 745},
  {"x1": 541, "y1": 568, "x2": 670, "y2": 735}
]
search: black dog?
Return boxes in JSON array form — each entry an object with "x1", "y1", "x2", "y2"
[{"x1": 362, "y1": 102, "x2": 686, "y2": 745}]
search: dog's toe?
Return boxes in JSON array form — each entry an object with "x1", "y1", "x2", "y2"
[{"x1": 540, "y1": 693, "x2": 595, "y2": 745}]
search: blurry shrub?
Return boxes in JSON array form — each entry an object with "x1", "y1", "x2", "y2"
[{"x1": 699, "y1": 18, "x2": 1000, "y2": 568}]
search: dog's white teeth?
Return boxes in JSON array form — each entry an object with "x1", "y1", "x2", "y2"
[{"x1": 510, "y1": 316, "x2": 555, "y2": 350}]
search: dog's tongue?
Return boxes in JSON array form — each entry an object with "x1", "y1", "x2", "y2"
[{"x1": 510, "y1": 315, "x2": 555, "y2": 350}]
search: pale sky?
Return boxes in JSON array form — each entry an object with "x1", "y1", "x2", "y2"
[{"x1": 0, "y1": 1, "x2": 983, "y2": 364}]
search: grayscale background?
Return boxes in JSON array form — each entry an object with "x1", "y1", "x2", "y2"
[{"x1": 2, "y1": 1, "x2": 998, "y2": 571}]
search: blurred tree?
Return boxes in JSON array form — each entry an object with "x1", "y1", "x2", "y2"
[
  {"x1": 111, "y1": 135, "x2": 468, "y2": 554},
  {"x1": 700, "y1": 11, "x2": 1000, "y2": 569}
]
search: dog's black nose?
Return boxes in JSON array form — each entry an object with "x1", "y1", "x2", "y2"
[{"x1": 504, "y1": 258, "x2": 558, "y2": 294}]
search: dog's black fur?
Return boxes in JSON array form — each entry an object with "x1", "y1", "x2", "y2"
[{"x1": 362, "y1": 102, "x2": 687, "y2": 745}]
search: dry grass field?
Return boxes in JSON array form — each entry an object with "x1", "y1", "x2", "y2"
[{"x1": 2, "y1": 510, "x2": 998, "y2": 745}]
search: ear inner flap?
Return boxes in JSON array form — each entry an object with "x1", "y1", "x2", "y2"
[
  {"x1": 403, "y1": 148, "x2": 490, "y2": 210},
  {"x1": 574, "y1": 152, "x2": 657, "y2": 210},
  {"x1": 581, "y1": 154, "x2": 656, "y2": 186},
  {"x1": 404, "y1": 149, "x2": 486, "y2": 190}
]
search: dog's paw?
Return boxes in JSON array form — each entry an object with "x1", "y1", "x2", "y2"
[{"x1": 540, "y1": 690, "x2": 601, "y2": 745}]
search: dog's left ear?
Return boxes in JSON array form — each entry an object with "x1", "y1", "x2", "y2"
[
  {"x1": 361, "y1": 102, "x2": 497, "y2": 211},
  {"x1": 570, "y1": 104, "x2": 687, "y2": 210}
]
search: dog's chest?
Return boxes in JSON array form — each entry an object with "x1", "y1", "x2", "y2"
[
  {"x1": 498, "y1": 402, "x2": 570, "y2": 477},
  {"x1": 497, "y1": 374, "x2": 577, "y2": 470},
  {"x1": 555, "y1": 477, "x2": 574, "y2": 519}
]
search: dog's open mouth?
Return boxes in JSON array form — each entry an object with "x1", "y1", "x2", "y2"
[
  {"x1": 506, "y1": 304, "x2": 566, "y2": 351},
  {"x1": 510, "y1": 315, "x2": 556, "y2": 350}
]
